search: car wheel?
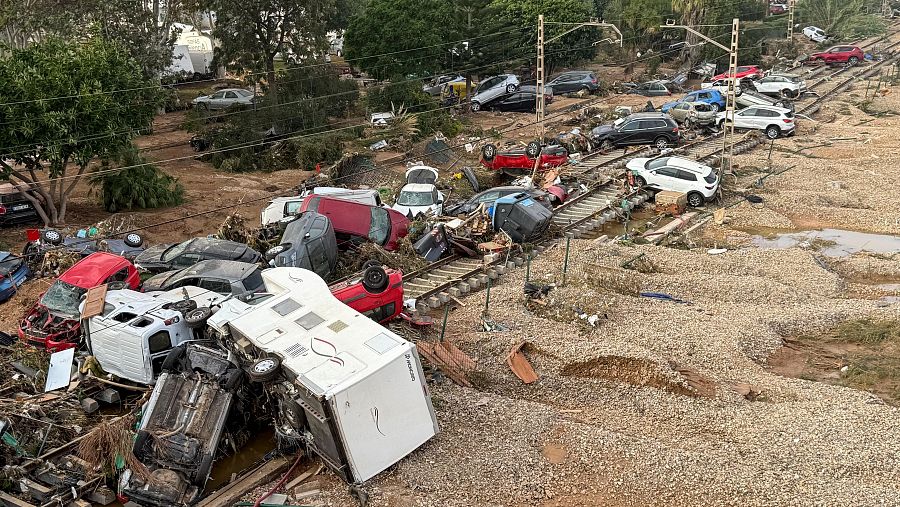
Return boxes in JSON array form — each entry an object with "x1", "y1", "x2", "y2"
[
  {"x1": 165, "y1": 298, "x2": 198, "y2": 314},
  {"x1": 506, "y1": 83, "x2": 517, "y2": 94},
  {"x1": 471, "y1": 101, "x2": 481, "y2": 112},
  {"x1": 248, "y1": 356, "x2": 281, "y2": 383},
  {"x1": 481, "y1": 143, "x2": 496, "y2": 161},
  {"x1": 124, "y1": 233, "x2": 143, "y2": 248},
  {"x1": 362, "y1": 265, "x2": 389, "y2": 293},
  {"x1": 600, "y1": 140, "x2": 615, "y2": 153},
  {"x1": 634, "y1": 175, "x2": 647, "y2": 187},
  {"x1": 42, "y1": 229, "x2": 63, "y2": 245},
  {"x1": 782, "y1": 88, "x2": 798, "y2": 99},
  {"x1": 734, "y1": 87, "x2": 743, "y2": 97},
  {"x1": 654, "y1": 137, "x2": 669, "y2": 150},
  {"x1": 184, "y1": 306, "x2": 213, "y2": 329},
  {"x1": 362, "y1": 259, "x2": 382, "y2": 270},
  {"x1": 525, "y1": 141, "x2": 541, "y2": 159},
  {"x1": 765, "y1": 125, "x2": 780, "y2": 139},
  {"x1": 848, "y1": 56, "x2": 859, "y2": 66},
  {"x1": 687, "y1": 191, "x2": 705, "y2": 208},
  {"x1": 709, "y1": 103, "x2": 720, "y2": 112},
  {"x1": 718, "y1": 120, "x2": 726, "y2": 130}
]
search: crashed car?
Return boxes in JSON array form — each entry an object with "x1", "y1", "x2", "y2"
[
  {"x1": 142, "y1": 260, "x2": 266, "y2": 295},
  {"x1": 86, "y1": 286, "x2": 230, "y2": 385},
  {"x1": 19, "y1": 252, "x2": 141, "y2": 351},
  {"x1": 444, "y1": 186, "x2": 552, "y2": 216},
  {"x1": 300, "y1": 196, "x2": 409, "y2": 251},
  {"x1": 492, "y1": 192, "x2": 554, "y2": 243},
  {"x1": 206, "y1": 267, "x2": 438, "y2": 484},
  {"x1": 0, "y1": 251, "x2": 30, "y2": 304},
  {"x1": 121, "y1": 343, "x2": 247, "y2": 506},
  {"x1": 267, "y1": 211, "x2": 338, "y2": 279},
  {"x1": 260, "y1": 187, "x2": 383, "y2": 226},
  {"x1": 666, "y1": 101, "x2": 717, "y2": 128},
  {"x1": 391, "y1": 165, "x2": 444, "y2": 218},
  {"x1": 22, "y1": 228, "x2": 145, "y2": 264},
  {"x1": 330, "y1": 262, "x2": 403, "y2": 323},
  {"x1": 135, "y1": 237, "x2": 262, "y2": 274},
  {"x1": 591, "y1": 113, "x2": 681, "y2": 152},
  {"x1": 711, "y1": 65, "x2": 762, "y2": 82},
  {"x1": 480, "y1": 141, "x2": 569, "y2": 175},
  {"x1": 0, "y1": 183, "x2": 39, "y2": 226}
]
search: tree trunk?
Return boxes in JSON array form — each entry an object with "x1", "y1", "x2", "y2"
[{"x1": 266, "y1": 56, "x2": 278, "y2": 104}]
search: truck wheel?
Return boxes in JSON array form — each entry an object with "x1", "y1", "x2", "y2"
[
  {"x1": 184, "y1": 307, "x2": 212, "y2": 329},
  {"x1": 124, "y1": 233, "x2": 144, "y2": 248},
  {"x1": 362, "y1": 266, "x2": 389, "y2": 293},
  {"x1": 42, "y1": 229, "x2": 63, "y2": 245},
  {"x1": 161, "y1": 345, "x2": 186, "y2": 373},
  {"x1": 525, "y1": 141, "x2": 541, "y2": 159},
  {"x1": 481, "y1": 143, "x2": 496, "y2": 160},
  {"x1": 248, "y1": 357, "x2": 281, "y2": 383}
]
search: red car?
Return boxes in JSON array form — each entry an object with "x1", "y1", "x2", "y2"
[
  {"x1": 19, "y1": 252, "x2": 140, "y2": 351},
  {"x1": 330, "y1": 263, "x2": 403, "y2": 323},
  {"x1": 300, "y1": 196, "x2": 409, "y2": 251},
  {"x1": 808, "y1": 46, "x2": 864, "y2": 66},
  {"x1": 712, "y1": 65, "x2": 762, "y2": 82},
  {"x1": 480, "y1": 141, "x2": 569, "y2": 175},
  {"x1": 769, "y1": 3, "x2": 787, "y2": 14}
]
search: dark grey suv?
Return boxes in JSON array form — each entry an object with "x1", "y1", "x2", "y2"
[
  {"x1": 590, "y1": 112, "x2": 681, "y2": 151},
  {"x1": 547, "y1": 71, "x2": 599, "y2": 94}
]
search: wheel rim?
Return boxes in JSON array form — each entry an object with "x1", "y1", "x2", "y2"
[
  {"x1": 254, "y1": 359, "x2": 275, "y2": 374},
  {"x1": 126, "y1": 233, "x2": 141, "y2": 245},
  {"x1": 710, "y1": 103, "x2": 719, "y2": 112},
  {"x1": 689, "y1": 194, "x2": 703, "y2": 207},
  {"x1": 187, "y1": 308, "x2": 206, "y2": 321},
  {"x1": 767, "y1": 128, "x2": 778, "y2": 139},
  {"x1": 472, "y1": 102, "x2": 480, "y2": 111},
  {"x1": 656, "y1": 139, "x2": 668, "y2": 150},
  {"x1": 45, "y1": 231, "x2": 60, "y2": 242}
]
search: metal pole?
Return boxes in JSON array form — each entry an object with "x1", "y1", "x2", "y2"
[
  {"x1": 536, "y1": 14, "x2": 545, "y2": 140},
  {"x1": 525, "y1": 253, "x2": 532, "y2": 282},
  {"x1": 439, "y1": 303, "x2": 450, "y2": 341},
  {"x1": 484, "y1": 276, "x2": 491, "y2": 315},
  {"x1": 562, "y1": 235, "x2": 571, "y2": 286},
  {"x1": 726, "y1": 18, "x2": 739, "y2": 176},
  {"x1": 787, "y1": 0, "x2": 795, "y2": 40}
]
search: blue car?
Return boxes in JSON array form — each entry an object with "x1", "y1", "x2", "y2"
[
  {"x1": 661, "y1": 89, "x2": 727, "y2": 113},
  {"x1": 0, "y1": 251, "x2": 30, "y2": 303}
]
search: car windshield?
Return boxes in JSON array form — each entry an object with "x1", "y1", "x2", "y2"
[
  {"x1": 0, "y1": 257, "x2": 21, "y2": 276},
  {"x1": 646, "y1": 157, "x2": 671, "y2": 170},
  {"x1": 613, "y1": 118, "x2": 627, "y2": 128},
  {"x1": 397, "y1": 190, "x2": 434, "y2": 206},
  {"x1": 41, "y1": 280, "x2": 87, "y2": 317},
  {"x1": 161, "y1": 241, "x2": 190, "y2": 262}
]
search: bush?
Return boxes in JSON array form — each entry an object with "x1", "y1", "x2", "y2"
[{"x1": 90, "y1": 146, "x2": 184, "y2": 212}]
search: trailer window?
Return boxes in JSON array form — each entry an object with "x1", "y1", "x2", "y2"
[{"x1": 148, "y1": 331, "x2": 172, "y2": 354}]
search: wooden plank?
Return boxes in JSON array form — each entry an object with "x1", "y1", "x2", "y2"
[
  {"x1": 438, "y1": 341, "x2": 476, "y2": 371},
  {"x1": 195, "y1": 456, "x2": 291, "y2": 507},
  {"x1": 506, "y1": 342, "x2": 539, "y2": 384},
  {"x1": 80, "y1": 285, "x2": 108, "y2": 320}
]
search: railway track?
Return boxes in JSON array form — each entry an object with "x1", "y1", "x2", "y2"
[{"x1": 406, "y1": 28, "x2": 900, "y2": 311}]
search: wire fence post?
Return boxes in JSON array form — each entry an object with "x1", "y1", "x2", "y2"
[
  {"x1": 525, "y1": 252, "x2": 532, "y2": 283},
  {"x1": 562, "y1": 235, "x2": 571, "y2": 286},
  {"x1": 439, "y1": 303, "x2": 450, "y2": 342},
  {"x1": 484, "y1": 277, "x2": 491, "y2": 315}
]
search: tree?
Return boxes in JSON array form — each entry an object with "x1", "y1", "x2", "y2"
[
  {"x1": 211, "y1": 0, "x2": 336, "y2": 101},
  {"x1": 0, "y1": 38, "x2": 160, "y2": 225},
  {"x1": 90, "y1": 145, "x2": 184, "y2": 213},
  {"x1": 797, "y1": 0, "x2": 885, "y2": 40}
]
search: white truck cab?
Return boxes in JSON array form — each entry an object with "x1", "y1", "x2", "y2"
[
  {"x1": 85, "y1": 286, "x2": 229, "y2": 385},
  {"x1": 208, "y1": 267, "x2": 438, "y2": 483}
]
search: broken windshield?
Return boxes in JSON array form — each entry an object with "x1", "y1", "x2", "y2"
[
  {"x1": 161, "y1": 241, "x2": 190, "y2": 262},
  {"x1": 397, "y1": 190, "x2": 435, "y2": 206},
  {"x1": 41, "y1": 280, "x2": 87, "y2": 317}
]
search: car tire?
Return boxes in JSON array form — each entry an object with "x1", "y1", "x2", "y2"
[
  {"x1": 782, "y1": 88, "x2": 798, "y2": 99},
  {"x1": 362, "y1": 259, "x2": 382, "y2": 270},
  {"x1": 362, "y1": 265, "x2": 389, "y2": 293},
  {"x1": 734, "y1": 87, "x2": 743, "y2": 97},
  {"x1": 848, "y1": 56, "x2": 859, "y2": 66},
  {"x1": 164, "y1": 299, "x2": 198, "y2": 314},
  {"x1": 248, "y1": 356, "x2": 281, "y2": 383},
  {"x1": 471, "y1": 101, "x2": 481, "y2": 112},
  {"x1": 654, "y1": 137, "x2": 669, "y2": 150},
  {"x1": 123, "y1": 233, "x2": 143, "y2": 248},
  {"x1": 525, "y1": 141, "x2": 541, "y2": 159},
  {"x1": 718, "y1": 120, "x2": 726, "y2": 130},
  {"x1": 184, "y1": 306, "x2": 213, "y2": 329},
  {"x1": 709, "y1": 103, "x2": 720, "y2": 112},
  {"x1": 42, "y1": 229, "x2": 63, "y2": 245},
  {"x1": 599, "y1": 140, "x2": 615, "y2": 153},
  {"x1": 481, "y1": 143, "x2": 496, "y2": 161},
  {"x1": 506, "y1": 83, "x2": 517, "y2": 94},
  {"x1": 765, "y1": 125, "x2": 780, "y2": 139},
  {"x1": 161, "y1": 345, "x2": 187, "y2": 373},
  {"x1": 687, "y1": 191, "x2": 705, "y2": 208},
  {"x1": 634, "y1": 175, "x2": 647, "y2": 187}
]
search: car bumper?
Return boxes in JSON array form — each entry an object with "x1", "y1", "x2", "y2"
[
  {"x1": 18, "y1": 326, "x2": 79, "y2": 351},
  {"x1": 0, "y1": 267, "x2": 30, "y2": 303}
]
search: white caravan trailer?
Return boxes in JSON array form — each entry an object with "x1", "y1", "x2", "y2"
[{"x1": 207, "y1": 267, "x2": 438, "y2": 482}]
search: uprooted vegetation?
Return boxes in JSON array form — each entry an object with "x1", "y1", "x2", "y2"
[{"x1": 769, "y1": 318, "x2": 900, "y2": 405}]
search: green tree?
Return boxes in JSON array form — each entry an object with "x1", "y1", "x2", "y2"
[
  {"x1": 0, "y1": 38, "x2": 160, "y2": 225},
  {"x1": 797, "y1": 0, "x2": 885, "y2": 40},
  {"x1": 210, "y1": 0, "x2": 336, "y2": 101},
  {"x1": 90, "y1": 145, "x2": 184, "y2": 213}
]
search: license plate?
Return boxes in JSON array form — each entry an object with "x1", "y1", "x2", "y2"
[{"x1": 11, "y1": 204, "x2": 30, "y2": 211}]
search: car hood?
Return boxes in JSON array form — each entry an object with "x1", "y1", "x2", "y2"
[
  {"x1": 134, "y1": 243, "x2": 173, "y2": 267},
  {"x1": 142, "y1": 269, "x2": 181, "y2": 292},
  {"x1": 625, "y1": 158, "x2": 650, "y2": 172},
  {"x1": 591, "y1": 125, "x2": 615, "y2": 138},
  {"x1": 660, "y1": 101, "x2": 678, "y2": 112}
]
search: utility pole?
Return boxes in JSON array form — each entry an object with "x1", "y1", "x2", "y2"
[
  {"x1": 662, "y1": 18, "x2": 739, "y2": 177},
  {"x1": 536, "y1": 17, "x2": 622, "y2": 140},
  {"x1": 787, "y1": 0, "x2": 796, "y2": 40},
  {"x1": 883, "y1": 0, "x2": 892, "y2": 18}
]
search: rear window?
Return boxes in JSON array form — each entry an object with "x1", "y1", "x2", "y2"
[
  {"x1": 784, "y1": 110, "x2": 794, "y2": 118},
  {"x1": 704, "y1": 172, "x2": 717, "y2": 184}
]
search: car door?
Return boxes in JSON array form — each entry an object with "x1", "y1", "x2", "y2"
[
  {"x1": 649, "y1": 166, "x2": 679, "y2": 191},
  {"x1": 733, "y1": 108, "x2": 757, "y2": 129},
  {"x1": 223, "y1": 90, "x2": 239, "y2": 107},
  {"x1": 674, "y1": 168, "x2": 699, "y2": 193},
  {"x1": 207, "y1": 91, "x2": 226, "y2": 109},
  {"x1": 614, "y1": 120, "x2": 642, "y2": 145}
]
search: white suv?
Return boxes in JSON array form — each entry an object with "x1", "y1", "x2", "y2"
[
  {"x1": 626, "y1": 156, "x2": 719, "y2": 208},
  {"x1": 471, "y1": 74, "x2": 519, "y2": 111},
  {"x1": 752, "y1": 74, "x2": 804, "y2": 98},
  {"x1": 716, "y1": 105, "x2": 795, "y2": 139},
  {"x1": 803, "y1": 26, "x2": 828, "y2": 43}
]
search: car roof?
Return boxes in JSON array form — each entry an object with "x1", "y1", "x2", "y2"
[
  {"x1": 627, "y1": 112, "x2": 672, "y2": 119},
  {"x1": 0, "y1": 251, "x2": 11, "y2": 262},
  {"x1": 664, "y1": 157, "x2": 711, "y2": 172},
  {"x1": 749, "y1": 105, "x2": 792, "y2": 113},
  {"x1": 283, "y1": 212, "x2": 332, "y2": 241},
  {"x1": 171, "y1": 259, "x2": 259, "y2": 281},
  {"x1": 59, "y1": 252, "x2": 130, "y2": 287}
]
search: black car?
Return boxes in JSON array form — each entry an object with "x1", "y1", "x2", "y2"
[
  {"x1": 481, "y1": 90, "x2": 539, "y2": 113},
  {"x1": 626, "y1": 80, "x2": 674, "y2": 97},
  {"x1": 142, "y1": 259, "x2": 266, "y2": 295},
  {"x1": 266, "y1": 212, "x2": 337, "y2": 279},
  {"x1": 547, "y1": 71, "x2": 599, "y2": 94},
  {"x1": 590, "y1": 113, "x2": 681, "y2": 151},
  {"x1": 135, "y1": 237, "x2": 262, "y2": 274},
  {"x1": 444, "y1": 186, "x2": 552, "y2": 216},
  {"x1": 0, "y1": 184, "x2": 39, "y2": 226}
]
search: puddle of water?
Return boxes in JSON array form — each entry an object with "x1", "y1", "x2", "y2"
[
  {"x1": 751, "y1": 228, "x2": 900, "y2": 257},
  {"x1": 205, "y1": 427, "x2": 276, "y2": 490}
]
